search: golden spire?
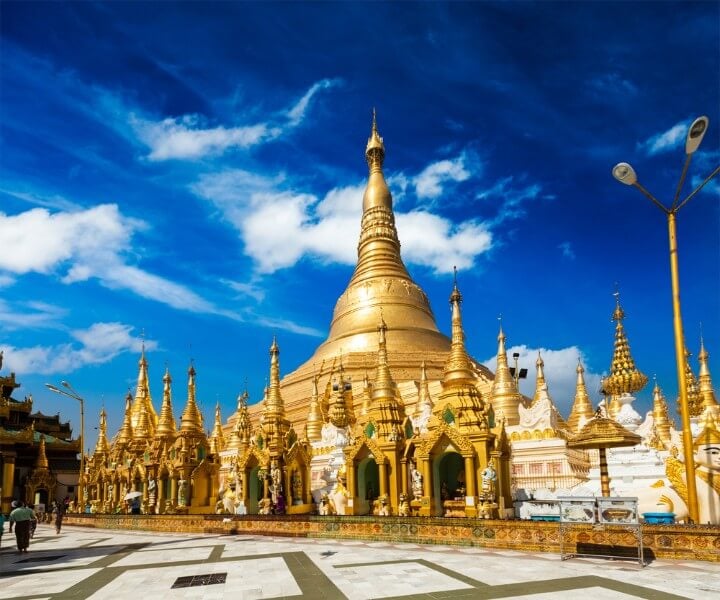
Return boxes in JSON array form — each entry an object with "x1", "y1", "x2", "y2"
[
  {"x1": 306, "y1": 375, "x2": 323, "y2": 442},
  {"x1": 532, "y1": 353, "x2": 546, "y2": 406},
  {"x1": 227, "y1": 390, "x2": 251, "y2": 450},
  {"x1": 209, "y1": 402, "x2": 225, "y2": 454},
  {"x1": 680, "y1": 347, "x2": 703, "y2": 417},
  {"x1": 134, "y1": 396, "x2": 152, "y2": 440},
  {"x1": 155, "y1": 367, "x2": 177, "y2": 438},
  {"x1": 601, "y1": 292, "x2": 648, "y2": 397},
  {"x1": 651, "y1": 379, "x2": 672, "y2": 446},
  {"x1": 94, "y1": 407, "x2": 110, "y2": 455},
  {"x1": 36, "y1": 433, "x2": 49, "y2": 470},
  {"x1": 368, "y1": 315, "x2": 404, "y2": 438},
  {"x1": 131, "y1": 343, "x2": 158, "y2": 434},
  {"x1": 567, "y1": 360, "x2": 595, "y2": 433},
  {"x1": 490, "y1": 324, "x2": 520, "y2": 425},
  {"x1": 117, "y1": 391, "x2": 134, "y2": 445},
  {"x1": 311, "y1": 110, "x2": 447, "y2": 362},
  {"x1": 261, "y1": 338, "x2": 290, "y2": 455},
  {"x1": 361, "y1": 371, "x2": 372, "y2": 417},
  {"x1": 180, "y1": 362, "x2": 203, "y2": 434},
  {"x1": 328, "y1": 356, "x2": 352, "y2": 428},
  {"x1": 436, "y1": 271, "x2": 486, "y2": 430},
  {"x1": 698, "y1": 337, "x2": 719, "y2": 411},
  {"x1": 414, "y1": 361, "x2": 433, "y2": 417}
]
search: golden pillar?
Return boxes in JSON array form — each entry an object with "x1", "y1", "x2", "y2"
[
  {"x1": 378, "y1": 462, "x2": 387, "y2": 497},
  {"x1": 464, "y1": 456, "x2": 476, "y2": 497},
  {"x1": 422, "y1": 458, "x2": 431, "y2": 498},
  {"x1": 1, "y1": 454, "x2": 16, "y2": 513},
  {"x1": 400, "y1": 459, "x2": 408, "y2": 496},
  {"x1": 170, "y1": 477, "x2": 177, "y2": 505}
]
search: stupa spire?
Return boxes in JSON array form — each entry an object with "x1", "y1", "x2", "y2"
[
  {"x1": 209, "y1": 401, "x2": 226, "y2": 454},
  {"x1": 262, "y1": 338, "x2": 290, "y2": 456},
  {"x1": 567, "y1": 360, "x2": 595, "y2": 433},
  {"x1": 155, "y1": 367, "x2": 177, "y2": 438},
  {"x1": 682, "y1": 348, "x2": 703, "y2": 417},
  {"x1": 532, "y1": 353, "x2": 546, "y2": 406},
  {"x1": 369, "y1": 314, "x2": 404, "y2": 439},
  {"x1": 414, "y1": 361, "x2": 433, "y2": 418},
  {"x1": 131, "y1": 342, "x2": 157, "y2": 434},
  {"x1": 651, "y1": 379, "x2": 673, "y2": 446},
  {"x1": 306, "y1": 374, "x2": 323, "y2": 442},
  {"x1": 94, "y1": 407, "x2": 110, "y2": 455},
  {"x1": 228, "y1": 390, "x2": 251, "y2": 450},
  {"x1": 180, "y1": 362, "x2": 203, "y2": 434},
  {"x1": 117, "y1": 391, "x2": 134, "y2": 445},
  {"x1": 36, "y1": 433, "x2": 49, "y2": 470},
  {"x1": 601, "y1": 292, "x2": 648, "y2": 397},
  {"x1": 491, "y1": 323, "x2": 521, "y2": 425},
  {"x1": 436, "y1": 271, "x2": 487, "y2": 430},
  {"x1": 698, "y1": 337, "x2": 719, "y2": 411}
]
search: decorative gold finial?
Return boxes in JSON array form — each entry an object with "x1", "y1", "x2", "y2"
[
  {"x1": 697, "y1": 335, "x2": 719, "y2": 411},
  {"x1": 567, "y1": 359, "x2": 595, "y2": 433},
  {"x1": 602, "y1": 292, "x2": 647, "y2": 396},
  {"x1": 366, "y1": 108, "x2": 385, "y2": 170},
  {"x1": 490, "y1": 321, "x2": 521, "y2": 426}
]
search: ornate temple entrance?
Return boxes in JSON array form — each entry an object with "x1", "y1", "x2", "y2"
[{"x1": 357, "y1": 456, "x2": 379, "y2": 515}]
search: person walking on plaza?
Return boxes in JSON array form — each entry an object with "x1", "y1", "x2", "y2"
[
  {"x1": 9, "y1": 501, "x2": 36, "y2": 554},
  {"x1": 52, "y1": 500, "x2": 65, "y2": 534}
]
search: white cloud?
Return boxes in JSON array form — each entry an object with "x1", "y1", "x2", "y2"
[
  {"x1": 639, "y1": 121, "x2": 687, "y2": 156},
  {"x1": 0, "y1": 204, "x2": 217, "y2": 314},
  {"x1": 133, "y1": 79, "x2": 340, "y2": 161},
  {"x1": 193, "y1": 170, "x2": 494, "y2": 275},
  {"x1": 0, "y1": 274, "x2": 15, "y2": 287},
  {"x1": 1, "y1": 323, "x2": 157, "y2": 375},
  {"x1": 132, "y1": 114, "x2": 272, "y2": 161},
  {"x1": 414, "y1": 155, "x2": 471, "y2": 200},
  {"x1": 483, "y1": 344, "x2": 604, "y2": 416},
  {"x1": 588, "y1": 73, "x2": 638, "y2": 97}
]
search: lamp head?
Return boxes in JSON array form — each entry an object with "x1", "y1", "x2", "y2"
[
  {"x1": 45, "y1": 383, "x2": 60, "y2": 393},
  {"x1": 61, "y1": 381, "x2": 70, "y2": 388},
  {"x1": 685, "y1": 116, "x2": 709, "y2": 155},
  {"x1": 612, "y1": 162, "x2": 637, "y2": 185},
  {"x1": 512, "y1": 352, "x2": 520, "y2": 359}
]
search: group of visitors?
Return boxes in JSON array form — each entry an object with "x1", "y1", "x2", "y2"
[{"x1": 0, "y1": 497, "x2": 67, "y2": 554}]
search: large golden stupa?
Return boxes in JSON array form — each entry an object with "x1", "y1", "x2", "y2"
[{"x1": 250, "y1": 112, "x2": 493, "y2": 431}]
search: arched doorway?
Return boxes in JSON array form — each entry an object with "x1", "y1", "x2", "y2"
[
  {"x1": 433, "y1": 451, "x2": 463, "y2": 516},
  {"x1": 357, "y1": 457, "x2": 379, "y2": 515},
  {"x1": 248, "y1": 465, "x2": 262, "y2": 514}
]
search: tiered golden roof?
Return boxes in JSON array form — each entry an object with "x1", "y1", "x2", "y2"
[
  {"x1": 601, "y1": 293, "x2": 648, "y2": 397},
  {"x1": 227, "y1": 390, "x2": 252, "y2": 450},
  {"x1": 566, "y1": 361, "x2": 595, "y2": 433},
  {"x1": 490, "y1": 326, "x2": 520, "y2": 426},
  {"x1": 569, "y1": 411, "x2": 641, "y2": 450}
]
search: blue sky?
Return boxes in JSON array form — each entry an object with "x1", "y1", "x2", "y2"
[{"x1": 1, "y1": 2, "x2": 718, "y2": 451}]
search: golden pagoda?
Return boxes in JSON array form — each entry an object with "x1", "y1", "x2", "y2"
[
  {"x1": 601, "y1": 292, "x2": 648, "y2": 418},
  {"x1": 650, "y1": 379, "x2": 673, "y2": 448},
  {"x1": 489, "y1": 325, "x2": 521, "y2": 426},
  {"x1": 255, "y1": 112, "x2": 494, "y2": 431}
]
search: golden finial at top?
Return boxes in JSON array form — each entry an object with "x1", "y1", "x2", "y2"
[{"x1": 365, "y1": 108, "x2": 385, "y2": 170}]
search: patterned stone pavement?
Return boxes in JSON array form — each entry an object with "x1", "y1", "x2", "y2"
[{"x1": 0, "y1": 523, "x2": 719, "y2": 599}]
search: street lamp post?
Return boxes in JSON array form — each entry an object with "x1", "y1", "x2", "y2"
[
  {"x1": 46, "y1": 381, "x2": 85, "y2": 510},
  {"x1": 612, "y1": 115, "x2": 720, "y2": 524}
]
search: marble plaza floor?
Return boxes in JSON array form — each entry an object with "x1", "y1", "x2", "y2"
[{"x1": 0, "y1": 523, "x2": 719, "y2": 599}]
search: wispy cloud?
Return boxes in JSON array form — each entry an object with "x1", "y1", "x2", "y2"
[
  {"x1": 483, "y1": 344, "x2": 603, "y2": 415},
  {"x1": 1, "y1": 323, "x2": 157, "y2": 375},
  {"x1": 638, "y1": 121, "x2": 687, "y2": 156},
  {"x1": 558, "y1": 241, "x2": 575, "y2": 260},
  {"x1": 476, "y1": 175, "x2": 545, "y2": 225},
  {"x1": 286, "y1": 78, "x2": 341, "y2": 125},
  {"x1": 587, "y1": 72, "x2": 638, "y2": 98},
  {"x1": 132, "y1": 78, "x2": 341, "y2": 161},
  {"x1": 0, "y1": 188, "x2": 81, "y2": 212},
  {"x1": 0, "y1": 300, "x2": 67, "y2": 331}
]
